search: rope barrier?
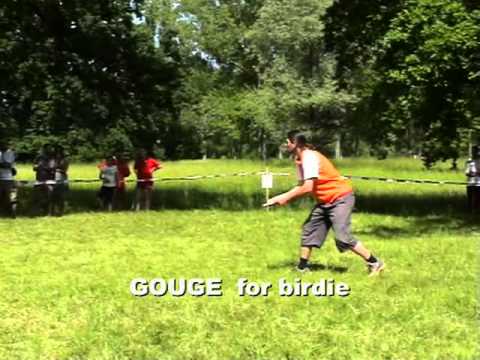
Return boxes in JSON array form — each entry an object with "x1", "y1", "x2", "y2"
[
  {"x1": 3, "y1": 171, "x2": 292, "y2": 187},
  {"x1": 0, "y1": 171, "x2": 468, "y2": 186},
  {"x1": 343, "y1": 175, "x2": 467, "y2": 186}
]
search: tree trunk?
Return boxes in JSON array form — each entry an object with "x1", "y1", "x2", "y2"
[
  {"x1": 258, "y1": 129, "x2": 267, "y2": 161},
  {"x1": 353, "y1": 137, "x2": 359, "y2": 156},
  {"x1": 202, "y1": 140, "x2": 207, "y2": 160},
  {"x1": 335, "y1": 133, "x2": 342, "y2": 159},
  {"x1": 261, "y1": 130, "x2": 267, "y2": 161},
  {"x1": 278, "y1": 146, "x2": 283, "y2": 159}
]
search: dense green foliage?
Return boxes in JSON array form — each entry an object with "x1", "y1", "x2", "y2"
[
  {"x1": 326, "y1": 0, "x2": 480, "y2": 165},
  {"x1": 0, "y1": 0, "x2": 180, "y2": 160},
  {"x1": 0, "y1": 159, "x2": 477, "y2": 359},
  {"x1": 1, "y1": 0, "x2": 479, "y2": 164},
  {"x1": 149, "y1": 0, "x2": 355, "y2": 159}
]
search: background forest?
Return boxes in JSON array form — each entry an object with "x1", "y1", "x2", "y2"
[{"x1": 1, "y1": 0, "x2": 479, "y2": 167}]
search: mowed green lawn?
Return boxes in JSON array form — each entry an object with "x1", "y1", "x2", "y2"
[{"x1": 0, "y1": 158, "x2": 477, "y2": 359}]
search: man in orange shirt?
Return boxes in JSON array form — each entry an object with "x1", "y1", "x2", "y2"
[{"x1": 265, "y1": 130, "x2": 385, "y2": 275}]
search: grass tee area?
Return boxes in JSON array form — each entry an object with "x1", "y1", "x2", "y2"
[{"x1": 0, "y1": 158, "x2": 477, "y2": 359}]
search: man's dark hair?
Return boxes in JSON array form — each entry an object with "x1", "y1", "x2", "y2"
[
  {"x1": 287, "y1": 130, "x2": 307, "y2": 146},
  {"x1": 287, "y1": 130, "x2": 315, "y2": 150}
]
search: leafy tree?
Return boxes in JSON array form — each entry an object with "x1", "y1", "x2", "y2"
[
  {"x1": 146, "y1": 0, "x2": 354, "y2": 158},
  {"x1": 0, "y1": 0, "x2": 179, "y2": 159},
  {"x1": 326, "y1": 0, "x2": 480, "y2": 165}
]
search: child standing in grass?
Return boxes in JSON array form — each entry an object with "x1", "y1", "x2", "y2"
[
  {"x1": 264, "y1": 130, "x2": 385, "y2": 276},
  {"x1": 98, "y1": 155, "x2": 118, "y2": 211},
  {"x1": 466, "y1": 145, "x2": 480, "y2": 213},
  {"x1": 133, "y1": 149, "x2": 162, "y2": 211}
]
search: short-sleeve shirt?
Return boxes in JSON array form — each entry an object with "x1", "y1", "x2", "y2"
[
  {"x1": 55, "y1": 158, "x2": 68, "y2": 182},
  {"x1": 297, "y1": 149, "x2": 353, "y2": 204},
  {"x1": 117, "y1": 161, "x2": 130, "y2": 190},
  {"x1": 134, "y1": 158, "x2": 161, "y2": 180},
  {"x1": 296, "y1": 151, "x2": 319, "y2": 181},
  {"x1": 35, "y1": 155, "x2": 56, "y2": 182},
  {"x1": 101, "y1": 165, "x2": 118, "y2": 187},
  {"x1": 466, "y1": 160, "x2": 480, "y2": 186},
  {"x1": 0, "y1": 150, "x2": 16, "y2": 180}
]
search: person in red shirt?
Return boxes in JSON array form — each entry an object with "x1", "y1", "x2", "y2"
[
  {"x1": 264, "y1": 130, "x2": 385, "y2": 276},
  {"x1": 133, "y1": 148, "x2": 162, "y2": 211}
]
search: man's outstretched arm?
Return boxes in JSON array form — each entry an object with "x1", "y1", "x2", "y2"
[{"x1": 264, "y1": 179, "x2": 314, "y2": 207}]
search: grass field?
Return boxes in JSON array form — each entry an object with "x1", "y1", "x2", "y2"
[{"x1": 0, "y1": 158, "x2": 478, "y2": 359}]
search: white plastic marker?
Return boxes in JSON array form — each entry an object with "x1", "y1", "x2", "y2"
[{"x1": 261, "y1": 169, "x2": 273, "y2": 211}]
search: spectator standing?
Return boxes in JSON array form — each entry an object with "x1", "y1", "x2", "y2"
[
  {"x1": 133, "y1": 149, "x2": 162, "y2": 211},
  {"x1": 98, "y1": 155, "x2": 118, "y2": 211},
  {"x1": 466, "y1": 145, "x2": 480, "y2": 213},
  {"x1": 115, "y1": 152, "x2": 131, "y2": 209},
  {"x1": 0, "y1": 141, "x2": 17, "y2": 218},
  {"x1": 52, "y1": 145, "x2": 69, "y2": 216},
  {"x1": 33, "y1": 144, "x2": 56, "y2": 216}
]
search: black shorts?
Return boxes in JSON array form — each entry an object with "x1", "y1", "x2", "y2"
[
  {"x1": 0, "y1": 180, "x2": 17, "y2": 204},
  {"x1": 98, "y1": 186, "x2": 116, "y2": 203}
]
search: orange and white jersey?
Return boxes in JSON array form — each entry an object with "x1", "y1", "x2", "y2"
[{"x1": 297, "y1": 149, "x2": 353, "y2": 204}]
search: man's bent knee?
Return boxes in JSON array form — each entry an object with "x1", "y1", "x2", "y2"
[{"x1": 335, "y1": 238, "x2": 357, "y2": 253}]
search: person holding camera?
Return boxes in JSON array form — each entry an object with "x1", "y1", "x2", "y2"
[
  {"x1": 0, "y1": 141, "x2": 17, "y2": 218},
  {"x1": 466, "y1": 145, "x2": 480, "y2": 213}
]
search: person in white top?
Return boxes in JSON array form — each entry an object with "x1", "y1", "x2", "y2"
[
  {"x1": 0, "y1": 141, "x2": 17, "y2": 218},
  {"x1": 465, "y1": 145, "x2": 480, "y2": 213},
  {"x1": 98, "y1": 155, "x2": 119, "y2": 211}
]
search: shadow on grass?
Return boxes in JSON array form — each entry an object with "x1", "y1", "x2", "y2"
[
  {"x1": 13, "y1": 186, "x2": 270, "y2": 216},
  {"x1": 354, "y1": 192, "x2": 468, "y2": 217},
  {"x1": 355, "y1": 225, "x2": 413, "y2": 238},
  {"x1": 5, "y1": 185, "x2": 479, "y2": 224},
  {"x1": 267, "y1": 260, "x2": 349, "y2": 273}
]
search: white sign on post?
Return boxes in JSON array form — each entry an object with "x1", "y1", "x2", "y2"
[
  {"x1": 261, "y1": 173, "x2": 273, "y2": 189},
  {"x1": 262, "y1": 171, "x2": 273, "y2": 211}
]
